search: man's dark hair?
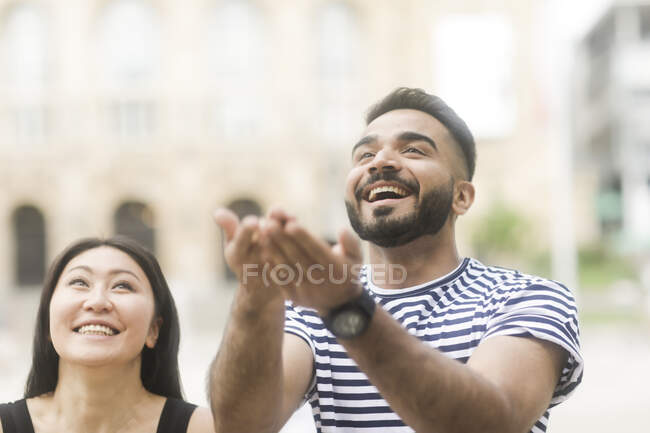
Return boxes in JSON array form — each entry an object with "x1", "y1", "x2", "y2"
[
  {"x1": 366, "y1": 87, "x2": 476, "y2": 181},
  {"x1": 24, "y1": 236, "x2": 183, "y2": 399}
]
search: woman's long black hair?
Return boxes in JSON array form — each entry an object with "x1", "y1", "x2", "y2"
[{"x1": 24, "y1": 236, "x2": 183, "y2": 399}]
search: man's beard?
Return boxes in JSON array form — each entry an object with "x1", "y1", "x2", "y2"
[{"x1": 345, "y1": 176, "x2": 454, "y2": 248}]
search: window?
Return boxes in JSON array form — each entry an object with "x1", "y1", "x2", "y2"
[
  {"x1": 597, "y1": 176, "x2": 623, "y2": 235},
  {"x1": 98, "y1": 0, "x2": 160, "y2": 88},
  {"x1": 315, "y1": 1, "x2": 361, "y2": 143},
  {"x1": 640, "y1": 5, "x2": 650, "y2": 40},
  {"x1": 1, "y1": 2, "x2": 48, "y2": 141},
  {"x1": 12, "y1": 205, "x2": 46, "y2": 287},
  {"x1": 586, "y1": 13, "x2": 614, "y2": 56},
  {"x1": 97, "y1": 0, "x2": 160, "y2": 138},
  {"x1": 114, "y1": 201, "x2": 156, "y2": 253},
  {"x1": 108, "y1": 100, "x2": 155, "y2": 139},
  {"x1": 2, "y1": 2, "x2": 46, "y2": 91},
  {"x1": 432, "y1": 14, "x2": 516, "y2": 139},
  {"x1": 209, "y1": 0, "x2": 266, "y2": 139}
]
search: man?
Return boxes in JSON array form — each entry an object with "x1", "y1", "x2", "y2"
[{"x1": 209, "y1": 88, "x2": 583, "y2": 433}]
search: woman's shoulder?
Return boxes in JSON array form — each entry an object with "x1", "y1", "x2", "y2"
[
  {"x1": 0, "y1": 399, "x2": 31, "y2": 433},
  {"x1": 0, "y1": 398, "x2": 26, "y2": 409},
  {"x1": 186, "y1": 406, "x2": 214, "y2": 433},
  {"x1": 156, "y1": 398, "x2": 212, "y2": 433}
]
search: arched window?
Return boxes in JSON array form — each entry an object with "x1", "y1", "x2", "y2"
[
  {"x1": 209, "y1": 0, "x2": 266, "y2": 139},
  {"x1": 315, "y1": 1, "x2": 361, "y2": 143},
  {"x1": 114, "y1": 201, "x2": 156, "y2": 253},
  {"x1": 223, "y1": 198, "x2": 262, "y2": 280},
  {"x1": 97, "y1": 0, "x2": 160, "y2": 138},
  {"x1": 12, "y1": 205, "x2": 46, "y2": 287},
  {"x1": 1, "y1": 2, "x2": 48, "y2": 141}
]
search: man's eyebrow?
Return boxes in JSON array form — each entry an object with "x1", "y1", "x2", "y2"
[
  {"x1": 67, "y1": 265, "x2": 141, "y2": 282},
  {"x1": 351, "y1": 135, "x2": 377, "y2": 156},
  {"x1": 397, "y1": 131, "x2": 438, "y2": 151}
]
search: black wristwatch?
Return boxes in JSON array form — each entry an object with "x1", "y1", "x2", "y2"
[{"x1": 322, "y1": 289, "x2": 376, "y2": 339}]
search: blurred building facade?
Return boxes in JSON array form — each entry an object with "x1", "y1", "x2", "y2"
[
  {"x1": 574, "y1": 0, "x2": 650, "y2": 253},
  {"x1": 0, "y1": 0, "x2": 568, "y2": 406}
]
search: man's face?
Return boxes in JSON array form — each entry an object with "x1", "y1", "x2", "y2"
[{"x1": 345, "y1": 109, "x2": 463, "y2": 248}]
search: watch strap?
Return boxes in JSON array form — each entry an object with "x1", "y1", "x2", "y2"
[{"x1": 322, "y1": 288, "x2": 376, "y2": 338}]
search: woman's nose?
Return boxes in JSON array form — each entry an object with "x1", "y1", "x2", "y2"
[{"x1": 83, "y1": 287, "x2": 113, "y2": 312}]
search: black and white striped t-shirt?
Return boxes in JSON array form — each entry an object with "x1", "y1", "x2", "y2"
[{"x1": 284, "y1": 258, "x2": 583, "y2": 433}]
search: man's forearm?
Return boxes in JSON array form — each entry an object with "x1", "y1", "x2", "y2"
[
  {"x1": 339, "y1": 307, "x2": 514, "y2": 433},
  {"x1": 209, "y1": 291, "x2": 286, "y2": 433}
]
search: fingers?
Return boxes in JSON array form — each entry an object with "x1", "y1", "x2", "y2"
[
  {"x1": 265, "y1": 220, "x2": 307, "y2": 262},
  {"x1": 213, "y1": 208, "x2": 239, "y2": 243},
  {"x1": 226, "y1": 215, "x2": 261, "y2": 270},
  {"x1": 266, "y1": 206, "x2": 295, "y2": 227},
  {"x1": 284, "y1": 221, "x2": 332, "y2": 264},
  {"x1": 237, "y1": 215, "x2": 261, "y2": 251},
  {"x1": 337, "y1": 227, "x2": 363, "y2": 261},
  {"x1": 260, "y1": 218, "x2": 290, "y2": 265}
]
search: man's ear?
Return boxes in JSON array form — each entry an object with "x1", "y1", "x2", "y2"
[
  {"x1": 145, "y1": 317, "x2": 163, "y2": 349},
  {"x1": 452, "y1": 181, "x2": 475, "y2": 216}
]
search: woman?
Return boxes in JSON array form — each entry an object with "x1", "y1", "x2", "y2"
[{"x1": 0, "y1": 237, "x2": 214, "y2": 433}]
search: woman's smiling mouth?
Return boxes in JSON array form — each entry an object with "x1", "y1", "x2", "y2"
[{"x1": 74, "y1": 324, "x2": 119, "y2": 336}]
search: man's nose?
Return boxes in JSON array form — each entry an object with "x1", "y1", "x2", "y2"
[
  {"x1": 83, "y1": 287, "x2": 113, "y2": 312},
  {"x1": 368, "y1": 148, "x2": 401, "y2": 173}
]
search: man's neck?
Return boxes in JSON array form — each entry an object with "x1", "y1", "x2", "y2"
[{"x1": 367, "y1": 227, "x2": 461, "y2": 290}]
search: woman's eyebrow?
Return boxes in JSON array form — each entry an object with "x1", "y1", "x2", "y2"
[{"x1": 66, "y1": 265, "x2": 141, "y2": 282}]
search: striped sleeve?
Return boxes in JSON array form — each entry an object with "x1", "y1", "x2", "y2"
[
  {"x1": 284, "y1": 301, "x2": 317, "y2": 355},
  {"x1": 284, "y1": 301, "x2": 318, "y2": 402},
  {"x1": 483, "y1": 281, "x2": 583, "y2": 406}
]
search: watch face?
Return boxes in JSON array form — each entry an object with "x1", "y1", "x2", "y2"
[{"x1": 332, "y1": 310, "x2": 366, "y2": 338}]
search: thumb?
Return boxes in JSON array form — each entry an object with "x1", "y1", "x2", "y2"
[
  {"x1": 337, "y1": 227, "x2": 362, "y2": 261},
  {"x1": 213, "y1": 208, "x2": 239, "y2": 243}
]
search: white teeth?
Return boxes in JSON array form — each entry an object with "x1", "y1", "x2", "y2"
[
  {"x1": 368, "y1": 186, "x2": 408, "y2": 202},
  {"x1": 77, "y1": 324, "x2": 115, "y2": 336}
]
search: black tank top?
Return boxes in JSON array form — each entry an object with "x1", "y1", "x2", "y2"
[{"x1": 0, "y1": 398, "x2": 197, "y2": 433}]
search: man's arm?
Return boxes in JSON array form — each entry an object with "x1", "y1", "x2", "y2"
[
  {"x1": 209, "y1": 296, "x2": 314, "y2": 432},
  {"x1": 340, "y1": 306, "x2": 567, "y2": 433},
  {"x1": 262, "y1": 219, "x2": 568, "y2": 433},
  {"x1": 208, "y1": 209, "x2": 313, "y2": 433}
]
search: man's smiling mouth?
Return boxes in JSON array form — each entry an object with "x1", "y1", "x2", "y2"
[
  {"x1": 368, "y1": 185, "x2": 410, "y2": 202},
  {"x1": 363, "y1": 182, "x2": 414, "y2": 203}
]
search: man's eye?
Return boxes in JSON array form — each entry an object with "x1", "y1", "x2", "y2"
[
  {"x1": 359, "y1": 152, "x2": 374, "y2": 160},
  {"x1": 404, "y1": 147, "x2": 424, "y2": 155}
]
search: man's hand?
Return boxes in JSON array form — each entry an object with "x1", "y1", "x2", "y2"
[
  {"x1": 261, "y1": 208, "x2": 364, "y2": 316},
  {"x1": 213, "y1": 208, "x2": 281, "y2": 309},
  {"x1": 210, "y1": 207, "x2": 315, "y2": 433}
]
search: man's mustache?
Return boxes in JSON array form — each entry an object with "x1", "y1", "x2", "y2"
[{"x1": 354, "y1": 172, "x2": 420, "y2": 202}]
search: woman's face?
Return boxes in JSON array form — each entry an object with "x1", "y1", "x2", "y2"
[{"x1": 49, "y1": 246, "x2": 160, "y2": 367}]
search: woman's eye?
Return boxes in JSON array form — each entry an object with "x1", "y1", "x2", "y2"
[
  {"x1": 69, "y1": 278, "x2": 88, "y2": 287},
  {"x1": 113, "y1": 282, "x2": 134, "y2": 291}
]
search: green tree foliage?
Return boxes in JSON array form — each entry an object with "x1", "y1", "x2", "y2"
[{"x1": 471, "y1": 201, "x2": 531, "y2": 259}]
